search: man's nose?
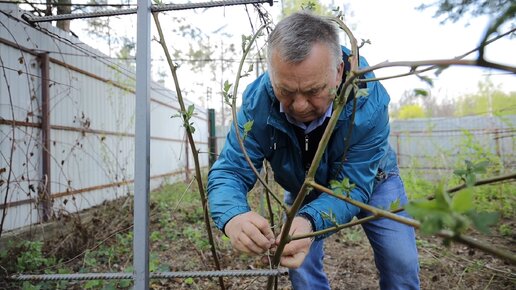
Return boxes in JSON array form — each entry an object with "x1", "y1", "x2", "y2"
[{"x1": 291, "y1": 96, "x2": 309, "y2": 112}]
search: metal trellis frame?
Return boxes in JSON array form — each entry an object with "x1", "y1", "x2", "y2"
[
  {"x1": 12, "y1": 269, "x2": 289, "y2": 281},
  {"x1": 8, "y1": 0, "x2": 282, "y2": 289},
  {"x1": 134, "y1": 0, "x2": 151, "y2": 288},
  {"x1": 21, "y1": 0, "x2": 274, "y2": 22}
]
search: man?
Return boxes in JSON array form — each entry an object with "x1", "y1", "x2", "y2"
[{"x1": 208, "y1": 11, "x2": 420, "y2": 289}]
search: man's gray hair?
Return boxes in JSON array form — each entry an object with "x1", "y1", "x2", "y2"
[{"x1": 267, "y1": 11, "x2": 341, "y2": 70}]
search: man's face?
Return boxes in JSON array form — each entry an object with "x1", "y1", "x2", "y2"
[{"x1": 270, "y1": 43, "x2": 344, "y2": 123}]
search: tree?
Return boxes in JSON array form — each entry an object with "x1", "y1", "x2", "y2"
[
  {"x1": 418, "y1": 0, "x2": 515, "y2": 23},
  {"x1": 116, "y1": 36, "x2": 136, "y2": 69},
  {"x1": 55, "y1": 0, "x2": 71, "y2": 31},
  {"x1": 281, "y1": 0, "x2": 339, "y2": 17},
  {"x1": 418, "y1": 1, "x2": 515, "y2": 60},
  {"x1": 397, "y1": 104, "x2": 426, "y2": 119},
  {"x1": 454, "y1": 79, "x2": 516, "y2": 116},
  {"x1": 391, "y1": 89, "x2": 457, "y2": 119}
]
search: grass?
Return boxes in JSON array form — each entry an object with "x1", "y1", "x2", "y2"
[{"x1": 0, "y1": 155, "x2": 513, "y2": 289}]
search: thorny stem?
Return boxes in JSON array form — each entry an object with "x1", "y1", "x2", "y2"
[
  {"x1": 152, "y1": 13, "x2": 226, "y2": 290},
  {"x1": 361, "y1": 28, "x2": 516, "y2": 83},
  {"x1": 266, "y1": 16, "x2": 360, "y2": 290},
  {"x1": 445, "y1": 172, "x2": 516, "y2": 194},
  {"x1": 0, "y1": 52, "x2": 15, "y2": 238},
  {"x1": 308, "y1": 180, "x2": 516, "y2": 265},
  {"x1": 292, "y1": 172, "x2": 516, "y2": 240},
  {"x1": 290, "y1": 208, "x2": 404, "y2": 241},
  {"x1": 235, "y1": 8, "x2": 275, "y2": 226},
  {"x1": 478, "y1": 5, "x2": 516, "y2": 61},
  {"x1": 356, "y1": 59, "x2": 516, "y2": 85},
  {"x1": 264, "y1": 162, "x2": 275, "y2": 230},
  {"x1": 229, "y1": 23, "x2": 287, "y2": 212},
  {"x1": 0, "y1": 19, "x2": 41, "y2": 237},
  {"x1": 333, "y1": 95, "x2": 358, "y2": 180}
]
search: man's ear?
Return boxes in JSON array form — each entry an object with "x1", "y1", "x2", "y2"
[{"x1": 336, "y1": 60, "x2": 344, "y2": 83}]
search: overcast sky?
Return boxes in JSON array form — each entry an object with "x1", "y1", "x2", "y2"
[
  {"x1": 340, "y1": 0, "x2": 515, "y2": 103},
  {"x1": 71, "y1": 0, "x2": 515, "y2": 105}
]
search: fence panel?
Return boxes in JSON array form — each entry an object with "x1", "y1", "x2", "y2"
[
  {"x1": 389, "y1": 115, "x2": 516, "y2": 176},
  {"x1": 215, "y1": 115, "x2": 515, "y2": 180},
  {"x1": 0, "y1": 5, "x2": 208, "y2": 232}
]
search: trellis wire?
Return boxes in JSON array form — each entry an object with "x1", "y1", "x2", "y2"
[
  {"x1": 11, "y1": 269, "x2": 289, "y2": 281},
  {"x1": 22, "y1": 0, "x2": 273, "y2": 22}
]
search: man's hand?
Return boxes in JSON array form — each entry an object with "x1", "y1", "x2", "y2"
[
  {"x1": 225, "y1": 211, "x2": 275, "y2": 255},
  {"x1": 277, "y1": 216, "x2": 314, "y2": 269}
]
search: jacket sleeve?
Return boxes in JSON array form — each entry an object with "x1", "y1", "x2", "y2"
[
  {"x1": 297, "y1": 81, "x2": 391, "y2": 239},
  {"x1": 207, "y1": 99, "x2": 266, "y2": 231}
]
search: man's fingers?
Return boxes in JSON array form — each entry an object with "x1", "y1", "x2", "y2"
[
  {"x1": 225, "y1": 212, "x2": 275, "y2": 255},
  {"x1": 242, "y1": 222, "x2": 274, "y2": 251},
  {"x1": 237, "y1": 233, "x2": 267, "y2": 255},
  {"x1": 280, "y1": 250, "x2": 307, "y2": 269},
  {"x1": 278, "y1": 235, "x2": 312, "y2": 269},
  {"x1": 250, "y1": 216, "x2": 275, "y2": 241},
  {"x1": 282, "y1": 239, "x2": 308, "y2": 256}
]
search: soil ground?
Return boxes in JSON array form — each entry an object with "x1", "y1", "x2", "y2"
[
  {"x1": 1, "y1": 183, "x2": 514, "y2": 290},
  {"x1": 145, "y1": 206, "x2": 516, "y2": 290}
]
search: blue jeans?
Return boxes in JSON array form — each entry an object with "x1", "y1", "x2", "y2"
[{"x1": 289, "y1": 174, "x2": 420, "y2": 289}]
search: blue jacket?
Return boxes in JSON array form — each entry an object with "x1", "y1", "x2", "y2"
[{"x1": 207, "y1": 47, "x2": 398, "y2": 238}]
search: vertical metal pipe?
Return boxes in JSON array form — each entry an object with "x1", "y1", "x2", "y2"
[
  {"x1": 134, "y1": 0, "x2": 151, "y2": 288},
  {"x1": 494, "y1": 129, "x2": 501, "y2": 157},
  {"x1": 396, "y1": 133, "x2": 401, "y2": 167},
  {"x1": 494, "y1": 128, "x2": 503, "y2": 166},
  {"x1": 208, "y1": 108, "x2": 216, "y2": 168},
  {"x1": 39, "y1": 53, "x2": 51, "y2": 222}
]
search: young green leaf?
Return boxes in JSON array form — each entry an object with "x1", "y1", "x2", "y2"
[
  {"x1": 465, "y1": 174, "x2": 476, "y2": 187},
  {"x1": 223, "y1": 80, "x2": 232, "y2": 93},
  {"x1": 321, "y1": 209, "x2": 338, "y2": 225},
  {"x1": 185, "y1": 277, "x2": 195, "y2": 285},
  {"x1": 188, "y1": 123, "x2": 196, "y2": 134},
  {"x1": 451, "y1": 189, "x2": 473, "y2": 213},
  {"x1": 467, "y1": 211, "x2": 499, "y2": 234},
  {"x1": 419, "y1": 214, "x2": 444, "y2": 235},
  {"x1": 243, "y1": 120, "x2": 254, "y2": 140},
  {"x1": 472, "y1": 160, "x2": 489, "y2": 173},
  {"x1": 222, "y1": 80, "x2": 234, "y2": 105},
  {"x1": 414, "y1": 89, "x2": 428, "y2": 97},
  {"x1": 330, "y1": 178, "x2": 355, "y2": 196},
  {"x1": 417, "y1": 75, "x2": 434, "y2": 86},
  {"x1": 187, "y1": 104, "x2": 195, "y2": 116},
  {"x1": 434, "y1": 65, "x2": 449, "y2": 77},
  {"x1": 434, "y1": 184, "x2": 451, "y2": 209},
  {"x1": 389, "y1": 198, "x2": 401, "y2": 211},
  {"x1": 453, "y1": 169, "x2": 467, "y2": 176}
]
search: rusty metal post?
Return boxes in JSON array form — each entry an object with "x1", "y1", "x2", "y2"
[
  {"x1": 208, "y1": 108, "x2": 217, "y2": 168},
  {"x1": 39, "y1": 52, "x2": 51, "y2": 222}
]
